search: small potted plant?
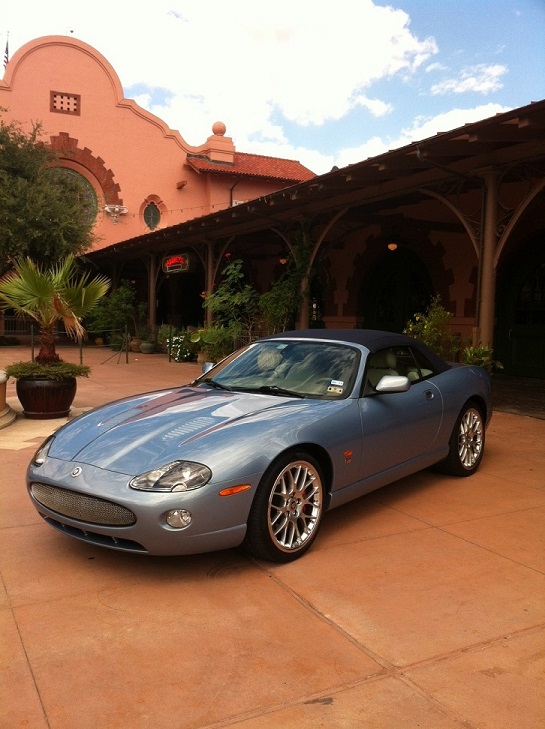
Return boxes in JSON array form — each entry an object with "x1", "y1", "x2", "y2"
[
  {"x1": 463, "y1": 344, "x2": 503, "y2": 373},
  {"x1": 164, "y1": 329, "x2": 198, "y2": 362},
  {"x1": 139, "y1": 336, "x2": 156, "y2": 354},
  {"x1": 0, "y1": 256, "x2": 110, "y2": 419}
]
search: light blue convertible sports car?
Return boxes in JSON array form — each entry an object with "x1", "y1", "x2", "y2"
[{"x1": 27, "y1": 330, "x2": 492, "y2": 562}]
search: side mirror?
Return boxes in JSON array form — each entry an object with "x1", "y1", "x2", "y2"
[{"x1": 375, "y1": 375, "x2": 410, "y2": 393}]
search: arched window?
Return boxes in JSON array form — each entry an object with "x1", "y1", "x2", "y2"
[
  {"x1": 48, "y1": 168, "x2": 97, "y2": 224},
  {"x1": 144, "y1": 202, "x2": 161, "y2": 230}
]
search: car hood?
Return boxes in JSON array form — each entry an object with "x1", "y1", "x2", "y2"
[{"x1": 47, "y1": 386, "x2": 313, "y2": 474}]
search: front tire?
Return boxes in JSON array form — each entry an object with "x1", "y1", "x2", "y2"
[
  {"x1": 438, "y1": 402, "x2": 485, "y2": 477},
  {"x1": 243, "y1": 452, "x2": 325, "y2": 562}
]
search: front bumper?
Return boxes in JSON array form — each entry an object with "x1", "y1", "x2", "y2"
[{"x1": 27, "y1": 459, "x2": 258, "y2": 556}]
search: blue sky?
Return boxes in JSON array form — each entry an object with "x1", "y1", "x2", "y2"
[{"x1": 2, "y1": 1, "x2": 544, "y2": 173}]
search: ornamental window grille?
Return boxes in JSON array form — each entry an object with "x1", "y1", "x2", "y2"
[
  {"x1": 144, "y1": 202, "x2": 161, "y2": 230},
  {"x1": 50, "y1": 91, "x2": 81, "y2": 115}
]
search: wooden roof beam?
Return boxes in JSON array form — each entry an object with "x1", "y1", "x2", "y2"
[
  {"x1": 420, "y1": 139, "x2": 498, "y2": 158},
  {"x1": 469, "y1": 124, "x2": 543, "y2": 142}
]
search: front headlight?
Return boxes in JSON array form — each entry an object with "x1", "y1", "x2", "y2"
[
  {"x1": 32, "y1": 436, "x2": 55, "y2": 466},
  {"x1": 129, "y1": 461, "x2": 212, "y2": 492}
]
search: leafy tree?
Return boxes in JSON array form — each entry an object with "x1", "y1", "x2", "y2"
[
  {"x1": 403, "y1": 293, "x2": 459, "y2": 360},
  {"x1": 0, "y1": 116, "x2": 97, "y2": 275},
  {"x1": 85, "y1": 280, "x2": 148, "y2": 340},
  {"x1": 203, "y1": 258, "x2": 260, "y2": 338},
  {"x1": 259, "y1": 256, "x2": 305, "y2": 333},
  {"x1": 259, "y1": 230, "x2": 319, "y2": 332},
  {"x1": 0, "y1": 256, "x2": 110, "y2": 364}
]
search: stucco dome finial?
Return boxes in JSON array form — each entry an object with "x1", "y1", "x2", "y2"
[{"x1": 212, "y1": 121, "x2": 226, "y2": 136}]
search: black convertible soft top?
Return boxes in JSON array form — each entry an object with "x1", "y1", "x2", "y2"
[{"x1": 266, "y1": 329, "x2": 451, "y2": 374}]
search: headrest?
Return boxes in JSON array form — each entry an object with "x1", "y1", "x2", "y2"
[
  {"x1": 257, "y1": 348, "x2": 283, "y2": 371},
  {"x1": 371, "y1": 350, "x2": 396, "y2": 368}
]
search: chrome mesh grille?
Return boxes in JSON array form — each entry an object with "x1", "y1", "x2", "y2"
[{"x1": 30, "y1": 483, "x2": 136, "y2": 526}]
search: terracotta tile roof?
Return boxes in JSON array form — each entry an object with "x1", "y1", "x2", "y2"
[{"x1": 185, "y1": 152, "x2": 315, "y2": 182}]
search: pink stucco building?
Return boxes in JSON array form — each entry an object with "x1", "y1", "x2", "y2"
[{"x1": 1, "y1": 36, "x2": 314, "y2": 254}]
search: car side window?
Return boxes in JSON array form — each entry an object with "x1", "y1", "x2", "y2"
[
  {"x1": 366, "y1": 348, "x2": 399, "y2": 388},
  {"x1": 366, "y1": 346, "x2": 437, "y2": 389},
  {"x1": 405, "y1": 347, "x2": 437, "y2": 383}
]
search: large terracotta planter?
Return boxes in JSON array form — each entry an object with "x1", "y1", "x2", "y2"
[{"x1": 16, "y1": 377, "x2": 77, "y2": 419}]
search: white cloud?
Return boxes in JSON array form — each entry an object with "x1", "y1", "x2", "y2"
[
  {"x1": 5, "y1": 0, "x2": 437, "y2": 145},
  {"x1": 398, "y1": 103, "x2": 511, "y2": 140},
  {"x1": 5, "y1": 2, "x2": 518, "y2": 177},
  {"x1": 355, "y1": 97, "x2": 393, "y2": 117},
  {"x1": 430, "y1": 64, "x2": 507, "y2": 95},
  {"x1": 425, "y1": 62, "x2": 447, "y2": 73},
  {"x1": 333, "y1": 103, "x2": 511, "y2": 169}
]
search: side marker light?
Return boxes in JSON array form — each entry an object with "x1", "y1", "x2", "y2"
[{"x1": 219, "y1": 484, "x2": 251, "y2": 497}]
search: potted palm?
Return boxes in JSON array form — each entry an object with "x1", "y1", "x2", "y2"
[{"x1": 0, "y1": 256, "x2": 110, "y2": 419}]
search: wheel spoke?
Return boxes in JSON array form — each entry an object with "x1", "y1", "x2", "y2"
[
  {"x1": 267, "y1": 460, "x2": 323, "y2": 552},
  {"x1": 458, "y1": 408, "x2": 483, "y2": 468}
]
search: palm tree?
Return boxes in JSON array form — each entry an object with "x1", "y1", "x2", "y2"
[{"x1": 0, "y1": 256, "x2": 110, "y2": 364}]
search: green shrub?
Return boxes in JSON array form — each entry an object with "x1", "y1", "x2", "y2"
[
  {"x1": 189, "y1": 327, "x2": 236, "y2": 362},
  {"x1": 463, "y1": 344, "x2": 503, "y2": 372},
  {"x1": 85, "y1": 281, "x2": 146, "y2": 339},
  {"x1": 166, "y1": 330, "x2": 198, "y2": 362},
  {"x1": 203, "y1": 258, "x2": 259, "y2": 338},
  {"x1": 5, "y1": 360, "x2": 90, "y2": 380},
  {"x1": 403, "y1": 294, "x2": 459, "y2": 360}
]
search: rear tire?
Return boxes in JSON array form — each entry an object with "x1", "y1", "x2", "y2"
[
  {"x1": 437, "y1": 402, "x2": 485, "y2": 477},
  {"x1": 243, "y1": 452, "x2": 325, "y2": 563}
]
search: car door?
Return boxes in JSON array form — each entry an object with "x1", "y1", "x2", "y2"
[{"x1": 357, "y1": 347, "x2": 444, "y2": 479}]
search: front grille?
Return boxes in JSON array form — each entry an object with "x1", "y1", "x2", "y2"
[{"x1": 30, "y1": 482, "x2": 136, "y2": 526}]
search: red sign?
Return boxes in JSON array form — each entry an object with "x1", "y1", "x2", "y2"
[{"x1": 162, "y1": 254, "x2": 190, "y2": 273}]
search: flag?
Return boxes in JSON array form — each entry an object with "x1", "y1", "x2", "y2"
[{"x1": 3, "y1": 38, "x2": 8, "y2": 69}]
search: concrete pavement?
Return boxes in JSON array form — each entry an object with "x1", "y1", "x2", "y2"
[{"x1": 1, "y1": 345, "x2": 544, "y2": 728}]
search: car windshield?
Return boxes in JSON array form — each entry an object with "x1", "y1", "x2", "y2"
[{"x1": 196, "y1": 340, "x2": 360, "y2": 399}]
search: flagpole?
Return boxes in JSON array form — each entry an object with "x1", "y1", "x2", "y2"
[{"x1": 3, "y1": 31, "x2": 9, "y2": 70}]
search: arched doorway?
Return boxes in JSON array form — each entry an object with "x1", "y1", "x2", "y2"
[
  {"x1": 495, "y1": 235, "x2": 545, "y2": 378},
  {"x1": 360, "y1": 248, "x2": 433, "y2": 332}
]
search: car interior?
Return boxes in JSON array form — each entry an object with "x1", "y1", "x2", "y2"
[{"x1": 366, "y1": 347, "x2": 435, "y2": 388}]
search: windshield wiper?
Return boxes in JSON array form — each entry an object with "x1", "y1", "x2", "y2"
[
  {"x1": 258, "y1": 385, "x2": 305, "y2": 398},
  {"x1": 201, "y1": 378, "x2": 233, "y2": 391}
]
